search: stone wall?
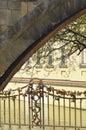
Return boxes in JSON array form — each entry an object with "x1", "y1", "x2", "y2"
[
  {"x1": 0, "y1": 0, "x2": 41, "y2": 34},
  {"x1": 0, "y1": 0, "x2": 20, "y2": 35}
]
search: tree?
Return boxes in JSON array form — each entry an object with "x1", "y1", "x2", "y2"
[
  {"x1": 20, "y1": 14, "x2": 86, "y2": 73},
  {"x1": 40, "y1": 14, "x2": 86, "y2": 58}
]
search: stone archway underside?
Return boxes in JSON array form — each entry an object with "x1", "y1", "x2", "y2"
[{"x1": 0, "y1": 0, "x2": 86, "y2": 90}]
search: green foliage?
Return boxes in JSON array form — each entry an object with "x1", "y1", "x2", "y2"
[{"x1": 23, "y1": 14, "x2": 86, "y2": 71}]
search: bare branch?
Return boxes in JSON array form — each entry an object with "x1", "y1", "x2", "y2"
[{"x1": 67, "y1": 29, "x2": 86, "y2": 39}]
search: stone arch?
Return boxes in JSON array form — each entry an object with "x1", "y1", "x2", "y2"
[{"x1": 0, "y1": 0, "x2": 86, "y2": 90}]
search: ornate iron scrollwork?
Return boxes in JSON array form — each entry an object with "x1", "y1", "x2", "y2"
[{"x1": 29, "y1": 78, "x2": 43, "y2": 125}]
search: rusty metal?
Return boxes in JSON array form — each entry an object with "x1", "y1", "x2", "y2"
[
  {"x1": 0, "y1": 79, "x2": 86, "y2": 130},
  {"x1": 28, "y1": 79, "x2": 43, "y2": 126}
]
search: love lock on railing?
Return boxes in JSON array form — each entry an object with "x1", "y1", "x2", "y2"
[{"x1": 28, "y1": 78, "x2": 44, "y2": 125}]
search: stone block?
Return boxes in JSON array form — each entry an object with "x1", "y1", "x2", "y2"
[{"x1": 0, "y1": 0, "x2": 21, "y2": 10}]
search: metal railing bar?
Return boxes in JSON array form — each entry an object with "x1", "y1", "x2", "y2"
[
  {"x1": 0, "y1": 84, "x2": 28, "y2": 93},
  {"x1": 18, "y1": 91, "x2": 21, "y2": 128},
  {"x1": 28, "y1": 93, "x2": 31, "y2": 130},
  {"x1": 47, "y1": 93, "x2": 50, "y2": 125},
  {"x1": 53, "y1": 89, "x2": 55, "y2": 130},
  {"x1": 24, "y1": 96, "x2": 26, "y2": 124},
  {"x1": 31, "y1": 96, "x2": 33, "y2": 128},
  {"x1": 69, "y1": 99, "x2": 71, "y2": 126},
  {"x1": 42, "y1": 87, "x2": 45, "y2": 130},
  {"x1": 63, "y1": 96, "x2": 66, "y2": 130},
  {"x1": 8, "y1": 96, "x2": 11, "y2": 128},
  {"x1": 58, "y1": 97, "x2": 60, "y2": 125},
  {"x1": 42, "y1": 91, "x2": 86, "y2": 100},
  {"x1": 1, "y1": 91, "x2": 86, "y2": 100},
  {"x1": 80, "y1": 99, "x2": 82, "y2": 127},
  {"x1": 40, "y1": 94, "x2": 42, "y2": 128},
  {"x1": 4, "y1": 99, "x2": 6, "y2": 123},
  {"x1": 74, "y1": 99, "x2": 76, "y2": 130},
  {"x1": 13, "y1": 98, "x2": 16, "y2": 124}
]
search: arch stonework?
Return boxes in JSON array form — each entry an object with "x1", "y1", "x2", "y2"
[{"x1": 0, "y1": 0, "x2": 86, "y2": 90}]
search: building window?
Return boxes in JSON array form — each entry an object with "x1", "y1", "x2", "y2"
[
  {"x1": 46, "y1": 45, "x2": 54, "y2": 68},
  {"x1": 47, "y1": 52, "x2": 54, "y2": 68},
  {"x1": 80, "y1": 49, "x2": 86, "y2": 68},
  {"x1": 36, "y1": 52, "x2": 42, "y2": 68},
  {"x1": 24, "y1": 60, "x2": 31, "y2": 69},
  {"x1": 59, "y1": 47, "x2": 67, "y2": 68},
  {"x1": 21, "y1": 59, "x2": 31, "y2": 70}
]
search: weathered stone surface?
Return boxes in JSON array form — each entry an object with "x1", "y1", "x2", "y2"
[
  {"x1": 0, "y1": 1, "x2": 41, "y2": 33},
  {"x1": 0, "y1": 0, "x2": 86, "y2": 90},
  {"x1": 0, "y1": 0, "x2": 21, "y2": 9}
]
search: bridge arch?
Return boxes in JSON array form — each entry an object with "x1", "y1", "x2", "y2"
[{"x1": 0, "y1": 0, "x2": 86, "y2": 90}]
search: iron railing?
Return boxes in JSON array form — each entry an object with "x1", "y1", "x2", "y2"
[{"x1": 0, "y1": 79, "x2": 86, "y2": 130}]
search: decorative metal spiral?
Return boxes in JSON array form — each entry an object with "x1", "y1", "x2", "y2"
[{"x1": 29, "y1": 78, "x2": 43, "y2": 125}]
